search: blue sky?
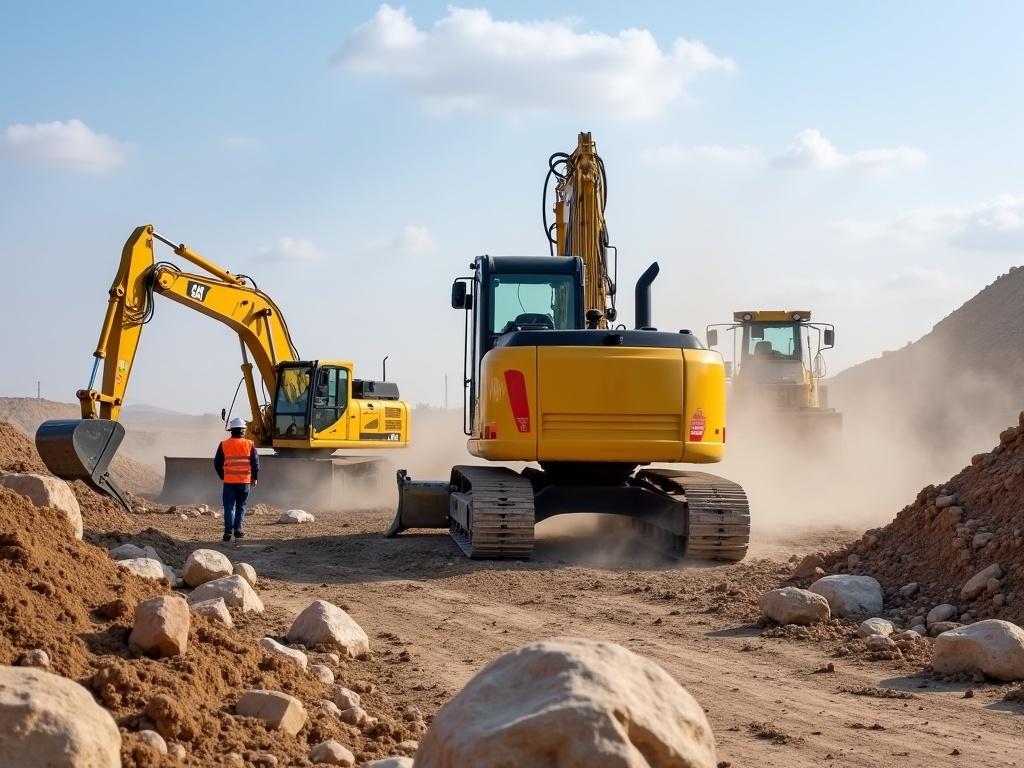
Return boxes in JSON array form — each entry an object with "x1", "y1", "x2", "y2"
[{"x1": 3, "y1": 3, "x2": 1024, "y2": 412}]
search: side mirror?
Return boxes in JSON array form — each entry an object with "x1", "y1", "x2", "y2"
[
  {"x1": 706, "y1": 329, "x2": 719, "y2": 348},
  {"x1": 823, "y1": 328, "x2": 835, "y2": 347},
  {"x1": 220, "y1": 408, "x2": 227, "y2": 421},
  {"x1": 451, "y1": 281, "x2": 471, "y2": 309}
]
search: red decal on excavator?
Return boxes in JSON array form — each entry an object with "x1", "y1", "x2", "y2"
[
  {"x1": 689, "y1": 408, "x2": 706, "y2": 442},
  {"x1": 504, "y1": 369, "x2": 531, "y2": 433}
]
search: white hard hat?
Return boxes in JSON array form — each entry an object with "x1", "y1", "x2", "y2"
[{"x1": 227, "y1": 417, "x2": 247, "y2": 430}]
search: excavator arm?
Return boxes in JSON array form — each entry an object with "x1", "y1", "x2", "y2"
[
  {"x1": 546, "y1": 132, "x2": 616, "y2": 326},
  {"x1": 37, "y1": 224, "x2": 301, "y2": 509}
]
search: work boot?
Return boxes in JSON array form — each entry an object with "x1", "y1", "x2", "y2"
[
  {"x1": 222, "y1": 533, "x2": 232, "y2": 543},
  {"x1": 233, "y1": 530, "x2": 245, "y2": 540}
]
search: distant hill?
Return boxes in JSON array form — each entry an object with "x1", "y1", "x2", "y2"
[{"x1": 831, "y1": 265, "x2": 1024, "y2": 477}]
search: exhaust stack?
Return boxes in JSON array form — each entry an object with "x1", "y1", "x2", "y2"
[{"x1": 635, "y1": 261, "x2": 660, "y2": 329}]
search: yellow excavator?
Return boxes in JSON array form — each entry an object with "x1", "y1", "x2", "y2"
[
  {"x1": 706, "y1": 310, "x2": 842, "y2": 442},
  {"x1": 36, "y1": 225, "x2": 409, "y2": 511},
  {"x1": 387, "y1": 132, "x2": 750, "y2": 561}
]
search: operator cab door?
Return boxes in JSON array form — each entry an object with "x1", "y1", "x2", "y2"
[{"x1": 310, "y1": 365, "x2": 350, "y2": 441}]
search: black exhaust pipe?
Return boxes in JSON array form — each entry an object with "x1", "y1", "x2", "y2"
[{"x1": 635, "y1": 261, "x2": 659, "y2": 329}]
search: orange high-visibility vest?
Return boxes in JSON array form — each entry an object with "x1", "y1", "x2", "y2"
[{"x1": 221, "y1": 437, "x2": 254, "y2": 484}]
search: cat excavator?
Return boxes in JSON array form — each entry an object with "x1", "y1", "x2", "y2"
[
  {"x1": 387, "y1": 132, "x2": 750, "y2": 561},
  {"x1": 36, "y1": 225, "x2": 409, "y2": 512}
]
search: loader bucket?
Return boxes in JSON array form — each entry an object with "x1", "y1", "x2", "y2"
[
  {"x1": 35, "y1": 419, "x2": 133, "y2": 512},
  {"x1": 385, "y1": 469, "x2": 451, "y2": 537},
  {"x1": 160, "y1": 454, "x2": 386, "y2": 510}
]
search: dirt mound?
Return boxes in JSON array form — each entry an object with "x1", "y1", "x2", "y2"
[
  {"x1": 0, "y1": 489, "x2": 419, "y2": 766},
  {"x1": 825, "y1": 414, "x2": 1024, "y2": 626}
]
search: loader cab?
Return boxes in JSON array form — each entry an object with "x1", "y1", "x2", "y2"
[
  {"x1": 271, "y1": 361, "x2": 351, "y2": 441},
  {"x1": 706, "y1": 311, "x2": 835, "y2": 384},
  {"x1": 452, "y1": 256, "x2": 585, "y2": 434}
]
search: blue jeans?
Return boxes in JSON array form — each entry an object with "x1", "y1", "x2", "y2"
[{"x1": 223, "y1": 483, "x2": 250, "y2": 534}]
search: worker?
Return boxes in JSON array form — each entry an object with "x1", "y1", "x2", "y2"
[{"x1": 214, "y1": 417, "x2": 260, "y2": 543}]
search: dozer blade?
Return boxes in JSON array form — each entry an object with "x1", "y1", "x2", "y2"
[
  {"x1": 385, "y1": 469, "x2": 451, "y2": 537},
  {"x1": 159, "y1": 454, "x2": 385, "y2": 510},
  {"x1": 35, "y1": 419, "x2": 133, "y2": 513}
]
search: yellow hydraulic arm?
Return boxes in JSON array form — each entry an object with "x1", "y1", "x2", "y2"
[
  {"x1": 79, "y1": 224, "x2": 298, "y2": 445},
  {"x1": 545, "y1": 131, "x2": 616, "y2": 326}
]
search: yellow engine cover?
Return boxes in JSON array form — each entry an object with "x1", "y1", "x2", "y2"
[{"x1": 468, "y1": 345, "x2": 726, "y2": 464}]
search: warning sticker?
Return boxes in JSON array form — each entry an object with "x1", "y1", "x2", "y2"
[{"x1": 689, "y1": 408, "x2": 706, "y2": 442}]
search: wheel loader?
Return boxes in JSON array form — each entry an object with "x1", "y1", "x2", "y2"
[
  {"x1": 36, "y1": 225, "x2": 409, "y2": 512},
  {"x1": 386, "y1": 133, "x2": 750, "y2": 561},
  {"x1": 706, "y1": 310, "x2": 842, "y2": 444}
]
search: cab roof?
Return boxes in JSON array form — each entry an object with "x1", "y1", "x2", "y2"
[{"x1": 733, "y1": 310, "x2": 811, "y2": 323}]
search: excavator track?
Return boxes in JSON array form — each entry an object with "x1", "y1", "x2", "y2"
[
  {"x1": 638, "y1": 469, "x2": 750, "y2": 562},
  {"x1": 449, "y1": 466, "x2": 535, "y2": 559}
]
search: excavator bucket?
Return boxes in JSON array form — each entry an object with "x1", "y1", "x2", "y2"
[
  {"x1": 159, "y1": 454, "x2": 386, "y2": 510},
  {"x1": 385, "y1": 469, "x2": 451, "y2": 537},
  {"x1": 35, "y1": 419, "x2": 133, "y2": 512}
]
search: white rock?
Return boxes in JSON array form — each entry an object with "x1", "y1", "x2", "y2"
[
  {"x1": 331, "y1": 687, "x2": 361, "y2": 710},
  {"x1": 136, "y1": 729, "x2": 168, "y2": 754},
  {"x1": 339, "y1": 706, "x2": 372, "y2": 727},
  {"x1": 897, "y1": 630, "x2": 922, "y2": 640},
  {"x1": 809, "y1": 575, "x2": 883, "y2": 617},
  {"x1": 117, "y1": 557, "x2": 169, "y2": 581},
  {"x1": 16, "y1": 650, "x2": 49, "y2": 669},
  {"x1": 309, "y1": 739, "x2": 355, "y2": 766},
  {"x1": 758, "y1": 587, "x2": 830, "y2": 625},
  {"x1": 318, "y1": 699, "x2": 342, "y2": 717},
  {"x1": 961, "y1": 563, "x2": 1003, "y2": 601},
  {"x1": 182, "y1": 549, "x2": 233, "y2": 587},
  {"x1": 864, "y1": 634, "x2": 895, "y2": 651},
  {"x1": 933, "y1": 620, "x2": 1024, "y2": 681},
  {"x1": 109, "y1": 543, "x2": 161, "y2": 562},
  {"x1": 857, "y1": 618, "x2": 895, "y2": 638},
  {"x1": 310, "y1": 664, "x2": 335, "y2": 685},
  {"x1": 167, "y1": 742, "x2": 186, "y2": 761},
  {"x1": 287, "y1": 600, "x2": 369, "y2": 658},
  {"x1": 0, "y1": 474, "x2": 82, "y2": 539},
  {"x1": 260, "y1": 637, "x2": 308, "y2": 670},
  {"x1": 364, "y1": 760, "x2": 413, "y2": 768},
  {"x1": 233, "y1": 562, "x2": 258, "y2": 587},
  {"x1": 188, "y1": 575, "x2": 264, "y2": 613},
  {"x1": 190, "y1": 597, "x2": 233, "y2": 627},
  {"x1": 927, "y1": 603, "x2": 958, "y2": 625},
  {"x1": 236, "y1": 690, "x2": 307, "y2": 736},
  {"x1": 0, "y1": 666, "x2": 121, "y2": 766},
  {"x1": 279, "y1": 509, "x2": 315, "y2": 524},
  {"x1": 415, "y1": 637, "x2": 717, "y2": 768},
  {"x1": 899, "y1": 583, "x2": 919, "y2": 598},
  {"x1": 129, "y1": 596, "x2": 190, "y2": 658}
]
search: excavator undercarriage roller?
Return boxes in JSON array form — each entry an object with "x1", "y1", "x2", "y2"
[
  {"x1": 35, "y1": 419, "x2": 133, "y2": 512},
  {"x1": 388, "y1": 466, "x2": 750, "y2": 562}
]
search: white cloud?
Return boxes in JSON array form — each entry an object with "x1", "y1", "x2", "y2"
[
  {"x1": 774, "y1": 129, "x2": 926, "y2": 172},
  {"x1": 255, "y1": 237, "x2": 325, "y2": 263},
  {"x1": 335, "y1": 5, "x2": 734, "y2": 119},
  {"x1": 370, "y1": 224, "x2": 438, "y2": 257},
  {"x1": 836, "y1": 196, "x2": 1024, "y2": 253},
  {"x1": 640, "y1": 143, "x2": 759, "y2": 166},
  {"x1": 2, "y1": 119, "x2": 128, "y2": 172}
]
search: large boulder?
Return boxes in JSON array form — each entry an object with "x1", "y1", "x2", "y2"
[
  {"x1": 190, "y1": 597, "x2": 233, "y2": 627},
  {"x1": 309, "y1": 739, "x2": 355, "y2": 766},
  {"x1": 182, "y1": 549, "x2": 233, "y2": 587},
  {"x1": 279, "y1": 509, "x2": 315, "y2": 524},
  {"x1": 260, "y1": 637, "x2": 308, "y2": 670},
  {"x1": 415, "y1": 637, "x2": 717, "y2": 768},
  {"x1": 933, "y1": 620, "x2": 1024, "y2": 681},
  {"x1": 109, "y1": 543, "x2": 161, "y2": 562},
  {"x1": 0, "y1": 474, "x2": 82, "y2": 539},
  {"x1": 287, "y1": 600, "x2": 369, "y2": 658},
  {"x1": 758, "y1": 587, "x2": 830, "y2": 625},
  {"x1": 0, "y1": 665, "x2": 121, "y2": 766},
  {"x1": 188, "y1": 575, "x2": 264, "y2": 613},
  {"x1": 927, "y1": 604, "x2": 958, "y2": 625},
  {"x1": 809, "y1": 575, "x2": 883, "y2": 617},
  {"x1": 129, "y1": 596, "x2": 190, "y2": 658},
  {"x1": 961, "y1": 564, "x2": 1003, "y2": 601},
  {"x1": 236, "y1": 690, "x2": 307, "y2": 736},
  {"x1": 117, "y1": 557, "x2": 173, "y2": 582},
  {"x1": 233, "y1": 562, "x2": 258, "y2": 587},
  {"x1": 857, "y1": 618, "x2": 895, "y2": 638}
]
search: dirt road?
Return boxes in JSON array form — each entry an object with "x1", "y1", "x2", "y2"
[{"x1": 112, "y1": 508, "x2": 1024, "y2": 767}]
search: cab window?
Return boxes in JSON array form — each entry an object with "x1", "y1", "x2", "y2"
[
  {"x1": 312, "y1": 367, "x2": 349, "y2": 432},
  {"x1": 745, "y1": 323, "x2": 801, "y2": 360},
  {"x1": 274, "y1": 366, "x2": 312, "y2": 437},
  {"x1": 489, "y1": 274, "x2": 576, "y2": 337}
]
